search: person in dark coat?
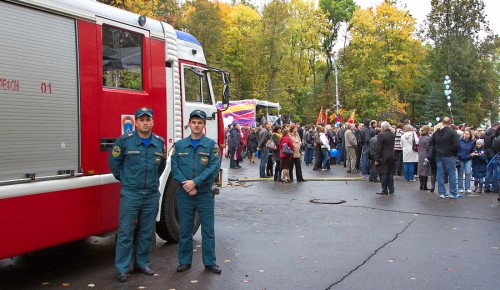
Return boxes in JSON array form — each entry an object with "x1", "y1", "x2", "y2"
[
  {"x1": 229, "y1": 123, "x2": 241, "y2": 169},
  {"x1": 271, "y1": 125, "x2": 282, "y2": 181},
  {"x1": 417, "y1": 125, "x2": 432, "y2": 190},
  {"x1": 430, "y1": 117, "x2": 461, "y2": 198},
  {"x1": 246, "y1": 128, "x2": 259, "y2": 163},
  {"x1": 368, "y1": 127, "x2": 381, "y2": 182},
  {"x1": 457, "y1": 130, "x2": 476, "y2": 193},
  {"x1": 483, "y1": 122, "x2": 499, "y2": 192},
  {"x1": 354, "y1": 123, "x2": 362, "y2": 170},
  {"x1": 374, "y1": 121, "x2": 396, "y2": 195},
  {"x1": 337, "y1": 124, "x2": 346, "y2": 166},
  {"x1": 492, "y1": 126, "x2": 500, "y2": 201},
  {"x1": 471, "y1": 139, "x2": 487, "y2": 193},
  {"x1": 313, "y1": 125, "x2": 323, "y2": 170},
  {"x1": 360, "y1": 118, "x2": 371, "y2": 177},
  {"x1": 257, "y1": 121, "x2": 272, "y2": 178}
]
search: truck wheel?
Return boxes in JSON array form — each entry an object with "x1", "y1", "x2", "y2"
[{"x1": 156, "y1": 179, "x2": 200, "y2": 243}]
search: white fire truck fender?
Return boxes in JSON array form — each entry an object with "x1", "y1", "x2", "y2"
[{"x1": 0, "y1": 174, "x2": 119, "y2": 200}]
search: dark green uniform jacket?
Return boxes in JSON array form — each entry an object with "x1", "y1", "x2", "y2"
[
  {"x1": 108, "y1": 130, "x2": 166, "y2": 193},
  {"x1": 171, "y1": 135, "x2": 221, "y2": 192}
]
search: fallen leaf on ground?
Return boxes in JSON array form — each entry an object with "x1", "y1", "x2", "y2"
[
  {"x1": 257, "y1": 208, "x2": 264, "y2": 212},
  {"x1": 41, "y1": 282, "x2": 50, "y2": 286},
  {"x1": 258, "y1": 269, "x2": 265, "y2": 273},
  {"x1": 388, "y1": 259, "x2": 395, "y2": 263},
  {"x1": 242, "y1": 280, "x2": 251, "y2": 283},
  {"x1": 224, "y1": 259, "x2": 231, "y2": 263},
  {"x1": 138, "y1": 287, "x2": 146, "y2": 289},
  {"x1": 88, "y1": 284, "x2": 95, "y2": 287},
  {"x1": 62, "y1": 283, "x2": 70, "y2": 286},
  {"x1": 190, "y1": 280, "x2": 198, "y2": 283},
  {"x1": 153, "y1": 273, "x2": 159, "y2": 276},
  {"x1": 410, "y1": 277, "x2": 416, "y2": 280}
]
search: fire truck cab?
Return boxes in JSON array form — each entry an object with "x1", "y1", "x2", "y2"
[{"x1": 0, "y1": 0, "x2": 229, "y2": 259}]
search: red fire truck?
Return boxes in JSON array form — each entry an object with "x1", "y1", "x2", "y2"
[{"x1": 0, "y1": 0, "x2": 230, "y2": 259}]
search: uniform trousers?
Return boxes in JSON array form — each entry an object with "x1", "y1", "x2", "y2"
[
  {"x1": 115, "y1": 190, "x2": 159, "y2": 273},
  {"x1": 177, "y1": 189, "x2": 216, "y2": 266}
]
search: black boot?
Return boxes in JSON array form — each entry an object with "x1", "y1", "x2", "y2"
[
  {"x1": 419, "y1": 176, "x2": 424, "y2": 190},
  {"x1": 274, "y1": 168, "x2": 282, "y2": 181},
  {"x1": 422, "y1": 176, "x2": 429, "y2": 190},
  {"x1": 430, "y1": 175, "x2": 436, "y2": 193}
]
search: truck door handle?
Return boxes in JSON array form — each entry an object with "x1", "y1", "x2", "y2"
[{"x1": 100, "y1": 138, "x2": 116, "y2": 151}]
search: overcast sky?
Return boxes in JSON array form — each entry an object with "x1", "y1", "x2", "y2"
[{"x1": 346, "y1": 0, "x2": 499, "y2": 34}]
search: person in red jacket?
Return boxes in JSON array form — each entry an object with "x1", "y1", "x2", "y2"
[{"x1": 279, "y1": 128, "x2": 295, "y2": 183}]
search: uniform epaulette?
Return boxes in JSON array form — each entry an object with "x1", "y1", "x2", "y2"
[
  {"x1": 153, "y1": 134, "x2": 165, "y2": 142},
  {"x1": 121, "y1": 132, "x2": 134, "y2": 140}
]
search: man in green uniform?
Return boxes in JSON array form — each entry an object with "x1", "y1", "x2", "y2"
[
  {"x1": 108, "y1": 107, "x2": 166, "y2": 282},
  {"x1": 171, "y1": 109, "x2": 222, "y2": 274}
]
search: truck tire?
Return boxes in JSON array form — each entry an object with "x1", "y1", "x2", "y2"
[{"x1": 156, "y1": 178, "x2": 200, "y2": 243}]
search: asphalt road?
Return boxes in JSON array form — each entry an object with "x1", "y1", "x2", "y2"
[{"x1": 1, "y1": 159, "x2": 499, "y2": 290}]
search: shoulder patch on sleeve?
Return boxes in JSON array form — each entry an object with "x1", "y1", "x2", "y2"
[
  {"x1": 112, "y1": 146, "x2": 121, "y2": 158},
  {"x1": 213, "y1": 144, "x2": 220, "y2": 159}
]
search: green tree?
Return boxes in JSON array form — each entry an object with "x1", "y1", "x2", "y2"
[
  {"x1": 253, "y1": 0, "x2": 292, "y2": 105},
  {"x1": 319, "y1": 0, "x2": 355, "y2": 112},
  {"x1": 219, "y1": 4, "x2": 260, "y2": 99},
  {"x1": 180, "y1": 0, "x2": 225, "y2": 64},
  {"x1": 287, "y1": 0, "x2": 329, "y2": 120},
  {"x1": 424, "y1": 0, "x2": 499, "y2": 125},
  {"x1": 341, "y1": 2, "x2": 425, "y2": 123}
]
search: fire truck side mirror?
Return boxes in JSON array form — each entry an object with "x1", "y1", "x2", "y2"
[
  {"x1": 222, "y1": 71, "x2": 231, "y2": 85},
  {"x1": 221, "y1": 72, "x2": 230, "y2": 106}
]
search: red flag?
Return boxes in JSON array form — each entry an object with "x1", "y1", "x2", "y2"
[
  {"x1": 316, "y1": 107, "x2": 323, "y2": 125},
  {"x1": 347, "y1": 109, "x2": 356, "y2": 124},
  {"x1": 324, "y1": 110, "x2": 328, "y2": 124},
  {"x1": 335, "y1": 114, "x2": 343, "y2": 123}
]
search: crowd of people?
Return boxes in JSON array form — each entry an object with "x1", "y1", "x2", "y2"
[{"x1": 224, "y1": 118, "x2": 500, "y2": 200}]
